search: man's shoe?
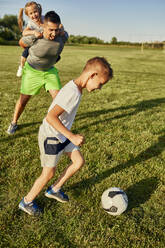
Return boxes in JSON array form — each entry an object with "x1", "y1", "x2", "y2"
[
  {"x1": 45, "y1": 187, "x2": 69, "y2": 203},
  {"x1": 7, "y1": 123, "x2": 18, "y2": 134},
  {"x1": 19, "y1": 198, "x2": 42, "y2": 216},
  {"x1": 16, "y1": 66, "x2": 23, "y2": 77}
]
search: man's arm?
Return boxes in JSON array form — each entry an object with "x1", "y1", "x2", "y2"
[{"x1": 46, "y1": 104, "x2": 84, "y2": 146}]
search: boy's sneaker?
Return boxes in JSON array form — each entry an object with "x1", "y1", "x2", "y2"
[
  {"x1": 16, "y1": 66, "x2": 23, "y2": 77},
  {"x1": 45, "y1": 187, "x2": 69, "y2": 203},
  {"x1": 19, "y1": 198, "x2": 42, "y2": 216},
  {"x1": 7, "y1": 123, "x2": 18, "y2": 134}
]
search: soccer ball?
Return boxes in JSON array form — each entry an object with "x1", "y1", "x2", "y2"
[{"x1": 101, "y1": 187, "x2": 128, "y2": 216}]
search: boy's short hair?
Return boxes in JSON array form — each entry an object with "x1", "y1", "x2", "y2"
[
  {"x1": 83, "y1": 57, "x2": 113, "y2": 79},
  {"x1": 44, "y1": 11, "x2": 61, "y2": 24}
]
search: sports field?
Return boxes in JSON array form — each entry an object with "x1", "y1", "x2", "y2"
[{"x1": 0, "y1": 45, "x2": 165, "y2": 247}]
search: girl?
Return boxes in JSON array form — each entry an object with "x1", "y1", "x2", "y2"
[{"x1": 17, "y1": 1, "x2": 44, "y2": 77}]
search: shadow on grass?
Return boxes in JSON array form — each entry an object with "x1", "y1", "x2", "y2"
[
  {"x1": 76, "y1": 97, "x2": 165, "y2": 130},
  {"x1": 1, "y1": 121, "x2": 41, "y2": 143},
  {"x1": 126, "y1": 177, "x2": 158, "y2": 210},
  {"x1": 69, "y1": 131, "x2": 165, "y2": 194},
  {"x1": 18, "y1": 121, "x2": 41, "y2": 130},
  {"x1": 5, "y1": 209, "x2": 78, "y2": 248}
]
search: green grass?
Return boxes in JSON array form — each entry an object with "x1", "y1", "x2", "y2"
[{"x1": 0, "y1": 45, "x2": 165, "y2": 248}]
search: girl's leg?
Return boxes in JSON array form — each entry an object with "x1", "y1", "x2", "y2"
[
  {"x1": 20, "y1": 56, "x2": 26, "y2": 68},
  {"x1": 52, "y1": 150, "x2": 85, "y2": 192},
  {"x1": 25, "y1": 167, "x2": 56, "y2": 202}
]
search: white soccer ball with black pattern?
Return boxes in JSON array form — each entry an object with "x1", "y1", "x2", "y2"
[{"x1": 101, "y1": 187, "x2": 128, "y2": 216}]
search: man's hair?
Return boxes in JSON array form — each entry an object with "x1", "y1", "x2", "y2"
[
  {"x1": 83, "y1": 57, "x2": 113, "y2": 79},
  {"x1": 44, "y1": 11, "x2": 61, "y2": 24}
]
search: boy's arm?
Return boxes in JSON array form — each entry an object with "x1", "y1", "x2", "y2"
[{"x1": 46, "y1": 104, "x2": 84, "y2": 146}]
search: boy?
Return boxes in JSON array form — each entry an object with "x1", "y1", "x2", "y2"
[{"x1": 19, "y1": 57, "x2": 113, "y2": 216}]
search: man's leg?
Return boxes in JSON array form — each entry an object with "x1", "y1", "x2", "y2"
[
  {"x1": 49, "y1": 89, "x2": 59, "y2": 99},
  {"x1": 7, "y1": 94, "x2": 31, "y2": 134},
  {"x1": 52, "y1": 150, "x2": 85, "y2": 192},
  {"x1": 12, "y1": 94, "x2": 31, "y2": 124}
]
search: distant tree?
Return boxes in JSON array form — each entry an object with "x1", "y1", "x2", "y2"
[
  {"x1": 0, "y1": 15, "x2": 21, "y2": 40},
  {"x1": 67, "y1": 34, "x2": 104, "y2": 45},
  {"x1": 111, "y1": 36, "x2": 117, "y2": 44}
]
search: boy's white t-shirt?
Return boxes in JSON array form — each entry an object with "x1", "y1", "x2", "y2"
[
  {"x1": 41, "y1": 80, "x2": 82, "y2": 143},
  {"x1": 27, "y1": 15, "x2": 44, "y2": 32}
]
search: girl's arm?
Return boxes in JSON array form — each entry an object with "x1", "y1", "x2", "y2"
[{"x1": 22, "y1": 27, "x2": 43, "y2": 38}]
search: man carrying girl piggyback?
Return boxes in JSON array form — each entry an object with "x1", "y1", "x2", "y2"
[
  {"x1": 16, "y1": 1, "x2": 62, "y2": 77},
  {"x1": 7, "y1": 3, "x2": 68, "y2": 134}
]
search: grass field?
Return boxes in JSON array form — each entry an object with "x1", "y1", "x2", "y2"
[{"x1": 0, "y1": 45, "x2": 165, "y2": 248}]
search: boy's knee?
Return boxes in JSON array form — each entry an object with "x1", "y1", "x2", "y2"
[
  {"x1": 76, "y1": 156, "x2": 85, "y2": 169},
  {"x1": 41, "y1": 168, "x2": 55, "y2": 181}
]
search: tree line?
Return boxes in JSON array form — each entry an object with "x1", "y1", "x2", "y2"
[{"x1": 0, "y1": 14, "x2": 164, "y2": 49}]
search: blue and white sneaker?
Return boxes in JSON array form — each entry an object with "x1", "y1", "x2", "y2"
[
  {"x1": 45, "y1": 187, "x2": 69, "y2": 203},
  {"x1": 19, "y1": 198, "x2": 42, "y2": 216},
  {"x1": 7, "y1": 123, "x2": 18, "y2": 134}
]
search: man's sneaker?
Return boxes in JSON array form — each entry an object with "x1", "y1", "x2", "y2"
[
  {"x1": 7, "y1": 123, "x2": 18, "y2": 134},
  {"x1": 16, "y1": 66, "x2": 23, "y2": 77},
  {"x1": 45, "y1": 187, "x2": 69, "y2": 203},
  {"x1": 19, "y1": 198, "x2": 42, "y2": 216}
]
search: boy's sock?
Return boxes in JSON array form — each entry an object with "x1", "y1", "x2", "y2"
[
  {"x1": 24, "y1": 197, "x2": 33, "y2": 204},
  {"x1": 51, "y1": 185, "x2": 60, "y2": 193}
]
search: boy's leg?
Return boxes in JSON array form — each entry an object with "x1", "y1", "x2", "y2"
[
  {"x1": 19, "y1": 166, "x2": 55, "y2": 216},
  {"x1": 52, "y1": 150, "x2": 85, "y2": 192},
  {"x1": 25, "y1": 167, "x2": 56, "y2": 202}
]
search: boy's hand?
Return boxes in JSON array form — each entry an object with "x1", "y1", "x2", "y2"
[
  {"x1": 70, "y1": 134, "x2": 85, "y2": 146},
  {"x1": 34, "y1": 31, "x2": 43, "y2": 38}
]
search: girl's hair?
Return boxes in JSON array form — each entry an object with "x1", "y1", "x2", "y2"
[{"x1": 18, "y1": 1, "x2": 42, "y2": 32}]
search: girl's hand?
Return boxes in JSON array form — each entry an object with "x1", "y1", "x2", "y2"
[
  {"x1": 59, "y1": 24, "x2": 65, "y2": 36},
  {"x1": 34, "y1": 31, "x2": 43, "y2": 38}
]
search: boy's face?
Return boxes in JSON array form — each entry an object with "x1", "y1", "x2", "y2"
[
  {"x1": 86, "y1": 73, "x2": 109, "y2": 92},
  {"x1": 43, "y1": 21, "x2": 60, "y2": 40}
]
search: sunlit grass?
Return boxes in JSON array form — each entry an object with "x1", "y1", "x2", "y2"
[{"x1": 0, "y1": 45, "x2": 165, "y2": 248}]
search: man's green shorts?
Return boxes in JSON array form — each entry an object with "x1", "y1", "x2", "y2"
[{"x1": 21, "y1": 62, "x2": 62, "y2": 95}]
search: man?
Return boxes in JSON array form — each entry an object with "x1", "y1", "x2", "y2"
[{"x1": 7, "y1": 11, "x2": 68, "y2": 134}]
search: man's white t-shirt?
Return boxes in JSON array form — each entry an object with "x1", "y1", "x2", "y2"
[{"x1": 40, "y1": 80, "x2": 82, "y2": 143}]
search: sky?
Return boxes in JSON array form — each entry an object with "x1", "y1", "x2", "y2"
[{"x1": 0, "y1": 0, "x2": 164, "y2": 42}]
